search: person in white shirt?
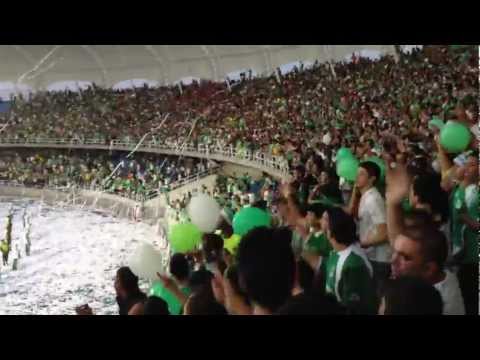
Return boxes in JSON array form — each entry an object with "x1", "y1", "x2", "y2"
[
  {"x1": 347, "y1": 161, "x2": 390, "y2": 293},
  {"x1": 391, "y1": 224, "x2": 465, "y2": 315}
]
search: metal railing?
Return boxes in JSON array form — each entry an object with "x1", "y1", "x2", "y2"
[
  {"x1": 1, "y1": 164, "x2": 220, "y2": 203},
  {"x1": 0, "y1": 137, "x2": 291, "y2": 178},
  {"x1": 144, "y1": 165, "x2": 220, "y2": 201}
]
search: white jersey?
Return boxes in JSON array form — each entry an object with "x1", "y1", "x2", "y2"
[
  {"x1": 434, "y1": 270, "x2": 465, "y2": 315},
  {"x1": 358, "y1": 187, "x2": 391, "y2": 263}
]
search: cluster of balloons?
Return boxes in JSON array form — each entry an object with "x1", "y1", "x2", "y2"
[
  {"x1": 131, "y1": 193, "x2": 274, "y2": 284},
  {"x1": 168, "y1": 193, "x2": 273, "y2": 254}
]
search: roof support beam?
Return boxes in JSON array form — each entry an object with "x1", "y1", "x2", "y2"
[
  {"x1": 200, "y1": 45, "x2": 218, "y2": 81},
  {"x1": 261, "y1": 46, "x2": 273, "y2": 76},
  {"x1": 80, "y1": 45, "x2": 108, "y2": 86},
  {"x1": 144, "y1": 45, "x2": 168, "y2": 85}
]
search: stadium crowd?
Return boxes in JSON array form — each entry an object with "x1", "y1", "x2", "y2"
[
  {"x1": 0, "y1": 45, "x2": 478, "y2": 315},
  {"x1": 0, "y1": 149, "x2": 209, "y2": 200}
]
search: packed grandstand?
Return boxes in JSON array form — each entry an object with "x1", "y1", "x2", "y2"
[{"x1": 0, "y1": 45, "x2": 478, "y2": 315}]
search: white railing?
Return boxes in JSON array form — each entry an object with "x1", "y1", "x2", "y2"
[
  {"x1": 0, "y1": 137, "x2": 291, "y2": 178},
  {"x1": 144, "y1": 164, "x2": 220, "y2": 201},
  {"x1": 1, "y1": 164, "x2": 221, "y2": 203}
]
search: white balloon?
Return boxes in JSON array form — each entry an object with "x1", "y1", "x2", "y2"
[
  {"x1": 187, "y1": 193, "x2": 221, "y2": 233},
  {"x1": 128, "y1": 242, "x2": 163, "y2": 281}
]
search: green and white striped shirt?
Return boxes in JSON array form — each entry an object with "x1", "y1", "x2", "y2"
[{"x1": 324, "y1": 244, "x2": 377, "y2": 314}]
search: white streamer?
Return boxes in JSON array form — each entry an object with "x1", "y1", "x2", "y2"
[
  {"x1": 17, "y1": 46, "x2": 62, "y2": 84},
  {"x1": 126, "y1": 113, "x2": 170, "y2": 159}
]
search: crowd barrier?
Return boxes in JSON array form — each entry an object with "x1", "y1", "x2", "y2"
[{"x1": 0, "y1": 137, "x2": 291, "y2": 179}]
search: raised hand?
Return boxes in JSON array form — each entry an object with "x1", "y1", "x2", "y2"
[
  {"x1": 157, "y1": 272, "x2": 178, "y2": 293},
  {"x1": 211, "y1": 273, "x2": 225, "y2": 306},
  {"x1": 384, "y1": 160, "x2": 410, "y2": 205}
]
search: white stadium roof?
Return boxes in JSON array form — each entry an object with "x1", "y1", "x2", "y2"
[{"x1": 0, "y1": 45, "x2": 403, "y2": 94}]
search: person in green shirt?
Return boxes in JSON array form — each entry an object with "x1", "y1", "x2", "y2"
[
  {"x1": 449, "y1": 153, "x2": 479, "y2": 315},
  {"x1": 151, "y1": 253, "x2": 192, "y2": 315},
  {"x1": 303, "y1": 203, "x2": 332, "y2": 258},
  {"x1": 321, "y1": 207, "x2": 377, "y2": 314}
]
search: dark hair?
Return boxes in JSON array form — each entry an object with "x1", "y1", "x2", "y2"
[
  {"x1": 381, "y1": 276, "x2": 443, "y2": 315},
  {"x1": 116, "y1": 267, "x2": 141, "y2": 294},
  {"x1": 412, "y1": 173, "x2": 449, "y2": 223},
  {"x1": 143, "y1": 296, "x2": 170, "y2": 315},
  {"x1": 186, "y1": 287, "x2": 228, "y2": 315},
  {"x1": 326, "y1": 207, "x2": 357, "y2": 246},
  {"x1": 189, "y1": 268, "x2": 214, "y2": 293},
  {"x1": 359, "y1": 161, "x2": 380, "y2": 182},
  {"x1": 202, "y1": 233, "x2": 224, "y2": 253},
  {"x1": 253, "y1": 200, "x2": 267, "y2": 210},
  {"x1": 217, "y1": 217, "x2": 233, "y2": 238},
  {"x1": 237, "y1": 227, "x2": 295, "y2": 312},
  {"x1": 276, "y1": 293, "x2": 346, "y2": 315},
  {"x1": 169, "y1": 253, "x2": 190, "y2": 281},
  {"x1": 402, "y1": 225, "x2": 448, "y2": 269},
  {"x1": 407, "y1": 157, "x2": 431, "y2": 177},
  {"x1": 306, "y1": 203, "x2": 329, "y2": 218}
]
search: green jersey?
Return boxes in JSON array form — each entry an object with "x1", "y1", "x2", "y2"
[
  {"x1": 463, "y1": 184, "x2": 479, "y2": 263},
  {"x1": 451, "y1": 184, "x2": 479, "y2": 264},
  {"x1": 150, "y1": 283, "x2": 191, "y2": 315},
  {"x1": 450, "y1": 185, "x2": 466, "y2": 260},
  {"x1": 304, "y1": 231, "x2": 332, "y2": 258},
  {"x1": 324, "y1": 244, "x2": 377, "y2": 314}
]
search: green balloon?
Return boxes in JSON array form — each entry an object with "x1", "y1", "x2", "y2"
[
  {"x1": 337, "y1": 157, "x2": 359, "y2": 182},
  {"x1": 232, "y1": 207, "x2": 271, "y2": 236},
  {"x1": 440, "y1": 121, "x2": 471, "y2": 153},
  {"x1": 336, "y1": 147, "x2": 354, "y2": 162},
  {"x1": 168, "y1": 222, "x2": 202, "y2": 253},
  {"x1": 364, "y1": 156, "x2": 386, "y2": 184}
]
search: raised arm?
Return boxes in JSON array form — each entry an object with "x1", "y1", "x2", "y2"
[{"x1": 384, "y1": 160, "x2": 410, "y2": 245}]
